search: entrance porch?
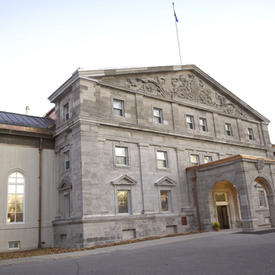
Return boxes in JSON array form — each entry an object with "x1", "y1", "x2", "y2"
[{"x1": 186, "y1": 155, "x2": 275, "y2": 232}]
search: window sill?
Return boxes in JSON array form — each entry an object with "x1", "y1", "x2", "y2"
[
  {"x1": 115, "y1": 164, "x2": 130, "y2": 168},
  {"x1": 116, "y1": 213, "x2": 131, "y2": 216}
]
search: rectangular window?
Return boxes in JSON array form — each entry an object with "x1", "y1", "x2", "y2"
[
  {"x1": 204, "y1": 156, "x2": 213, "y2": 163},
  {"x1": 199, "y1": 118, "x2": 208, "y2": 132},
  {"x1": 113, "y1": 99, "x2": 124, "y2": 117},
  {"x1": 247, "y1": 128, "x2": 254, "y2": 140},
  {"x1": 117, "y1": 190, "x2": 130, "y2": 213},
  {"x1": 190, "y1": 154, "x2": 199, "y2": 166},
  {"x1": 225, "y1": 123, "x2": 233, "y2": 136},
  {"x1": 8, "y1": 241, "x2": 20, "y2": 250},
  {"x1": 115, "y1": 146, "x2": 128, "y2": 165},
  {"x1": 258, "y1": 190, "x2": 267, "y2": 207},
  {"x1": 64, "y1": 151, "x2": 70, "y2": 170},
  {"x1": 160, "y1": 190, "x2": 170, "y2": 212},
  {"x1": 186, "y1": 115, "x2": 195, "y2": 129},
  {"x1": 63, "y1": 103, "x2": 69, "y2": 121},
  {"x1": 157, "y1": 151, "x2": 168, "y2": 168},
  {"x1": 153, "y1": 108, "x2": 163, "y2": 124}
]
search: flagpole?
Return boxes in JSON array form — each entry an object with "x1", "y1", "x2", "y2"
[{"x1": 172, "y1": 2, "x2": 182, "y2": 65}]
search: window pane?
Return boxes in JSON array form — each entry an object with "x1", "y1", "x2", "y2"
[
  {"x1": 16, "y1": 185, "x2": 24, "y2": 194},
  {"x1": 160, "y1": 191, "x2": 169, "y2": 211},
  {"x1": 9, "y1": 172, "x2": 17, "y2": 178},
  {"x1": 8, "y1": 177, "x2": 16, "y2": 184},
  {"x1": 117, "y1": 191, "x2": 129, "y2": 213},
  {"x1": 258, "y1": 190, "x2": 267, "y2": 207},
  {"x1": 157, "y1": 151, "x2": 165, "y2": 160},
  {"x1": 16, "y1": 213, "x2": 23, "y2": 222},
  {"x1": 116, "y1": 156, "x2": 126, "y2": 165},
  {"x1": 8, "y1": 204, "x2": 15, "y2": 213},
  {"x1": 157, "y1": 160, "x2": 166, "y2": 168},
  {"x1": 215, "y1": 193, "x2": 226, "y2": 202},
  {"x1": 16, "y1": 203, "x2": 23, "y2": 213},
  {"x1": 115, "y1": 147, "x2": 127, "y2": 157},
  {"x1": 204, "y1": 156, "x2": 212, "y2": 163},
  {"x1": 113, "y1": 100, "x2": 122, "y2": 109},
  {"x1": 190, "y1": 155, "x2": 199, "y2": 165},
  {"x1": 8, "y1": 185, "x2": 16, "y2": 193},
  {"x1": 8, "y1": 194, "x2": 15, "y2": 204},
  {"x1": 154, "y1": 108, "x2": 160, "y2": 116},
  {"x1": 114, "y1": 109, "x2": 122, "y2": 116},
  {"x1": 17, "y1": 177, "x2": 24, "y2": 184},
  {"x1": 7, "y1": 213, "x2": 15, "y2": 223},
  {"x1": 16, "y1": 194, "x2": 24, "y2": 204}
]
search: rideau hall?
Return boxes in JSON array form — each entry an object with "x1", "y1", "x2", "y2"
[{"x1": 0, "y1": 65, "x2": 275, "y2": 251}]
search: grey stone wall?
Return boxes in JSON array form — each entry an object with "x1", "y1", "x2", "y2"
[{"x1": 51, "y1": 67, "x2": 273, "y2": 247}]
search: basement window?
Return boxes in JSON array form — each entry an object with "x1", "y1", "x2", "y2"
[{"x1": 8, "y1": 241, "x2": 20, "y2": 250}]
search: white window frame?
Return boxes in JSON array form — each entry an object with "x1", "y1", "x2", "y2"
[
  {"x1": 8, "y1": 241, "x2": 20, "y2": 250},
  {"x1": 156, "y1": 151, "x2": 168, "y2": 169},
  {"x1": 258, "y1": 189, "x2": 267, "y2": 208},
  {"x1": 64, "y1": 150, "x2": 70, "y2": 170},
  {"x1": 225, "y1": 123, "x2": 233, "y2": 136},
  {"x1": 247, "y1": 128, "x2": 254, "y2": 140},
  {"x1": 190, "y1": 154, "x2": 199, "y2": 166},
  {"x1": 7, "y1": 172, "x2": 25, "y2": 224},
  {"x1": 63, "y1": 103, "x2": 69, "y2": 121},
  {"x1": 117, "y1": 190, "x2": 131, "y2": 214},
  {"x1": 186, "y1": 115, "x2": 195, "y2": 129},
  {"x1": 199, "y1": 117, "x2": 208, "y2": 132},
  {"x1": 115, "y1": 146, "x2": 129, "y2": 166},
  {"x1": 153, "y1": 108, "x2": 163, "y2": 124},
  {"x1": 204, "y1": 155, "x2": 213, "y2": 163},
  {"x1": 160, "y1": 190, "x2": 171, "y2": 212},
  {"x1": 113, "y1": 99, "x2": 124, "y2": 117}
]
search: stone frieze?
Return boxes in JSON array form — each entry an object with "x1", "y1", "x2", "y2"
[{"x1": 102, "y1": 72, "x2": 251, "y2": 119}]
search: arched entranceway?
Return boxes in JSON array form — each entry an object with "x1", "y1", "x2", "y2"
[
  {"x1": 210, "y1": 181, "x2": 242, "y2": 229},
  {"x1": 250, "y1": 177, "x2": 274, "y2": 229}
]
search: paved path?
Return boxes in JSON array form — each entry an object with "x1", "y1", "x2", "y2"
[{"x1": 1, "y1": 230, "x2": 275, "y2": 274}]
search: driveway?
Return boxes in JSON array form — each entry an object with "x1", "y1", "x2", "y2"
[{"x1": 1, "y1": 230, "x2": 275, "y2": 275}]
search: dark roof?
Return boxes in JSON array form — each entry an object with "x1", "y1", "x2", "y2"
[{"x1": 0, "y1": 111, "x2": 55, "y2": 129}]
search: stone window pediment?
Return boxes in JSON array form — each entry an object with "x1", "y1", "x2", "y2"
[
  {"x1": 155, "y1": 176, "x2": 176, "y2": 187},
  {"x1": 111, "y1": 175, "x2": 137, "y2": 186},
  {"x1": 58, "y1": 178, "x2": 72, "y2": 191}
]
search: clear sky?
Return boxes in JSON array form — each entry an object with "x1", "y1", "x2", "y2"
[{"x1": 0, "y1": 0, "x2": 274, "y2": 142}]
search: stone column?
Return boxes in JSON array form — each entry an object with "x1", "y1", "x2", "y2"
[
  {"x1": 267, "y1": 194, "x2": 275, "y2": 227},
  {"x1": 236, "y1": 164, "x2": 257, "y2": 232}
]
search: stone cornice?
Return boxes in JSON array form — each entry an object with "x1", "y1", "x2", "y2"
[
  {"x1": 186, "y1": 154, "x2": 275, "y2": 172},
  {"x1": 54, "y1": 117, "x2": 270, "y2": 152}
]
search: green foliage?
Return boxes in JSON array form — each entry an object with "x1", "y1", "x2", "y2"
[{"x1": 212, "y1": 222, "x2": 220, "y2": 229}]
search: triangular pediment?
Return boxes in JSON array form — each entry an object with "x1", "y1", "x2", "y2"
[
  {"x1": 155, "y1": 176, "x2": 177, "y2": 187},
  {"x1": 90, "y1": 65, "x2": 267, "y2": 122},
  {"x1": 111, "y1": 174, "x2": 137, "y2": 186}
]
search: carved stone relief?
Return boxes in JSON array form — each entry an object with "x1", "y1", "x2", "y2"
[{"x1": 102, "y1": 72, "x2": 252, "y2": 119}]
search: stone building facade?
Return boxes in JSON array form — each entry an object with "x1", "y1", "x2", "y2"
[
  {"x1": 0, "y1": 65, "x2": 274, "y2": 251},
  {"x1": 48, "y1": 65, "x2": 274, "y2": 248}
]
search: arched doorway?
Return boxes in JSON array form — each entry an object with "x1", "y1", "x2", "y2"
[
  {"x1": 251, "y1": 177, "x2": 274, "y2": 229},
  {"x1": 210, "y1": 181, "x2": 242, "y2": 229}
]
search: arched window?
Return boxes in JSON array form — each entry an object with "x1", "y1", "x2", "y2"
[{"x1": 7, "y1": 172, "x2": 25, "y2": 223}]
